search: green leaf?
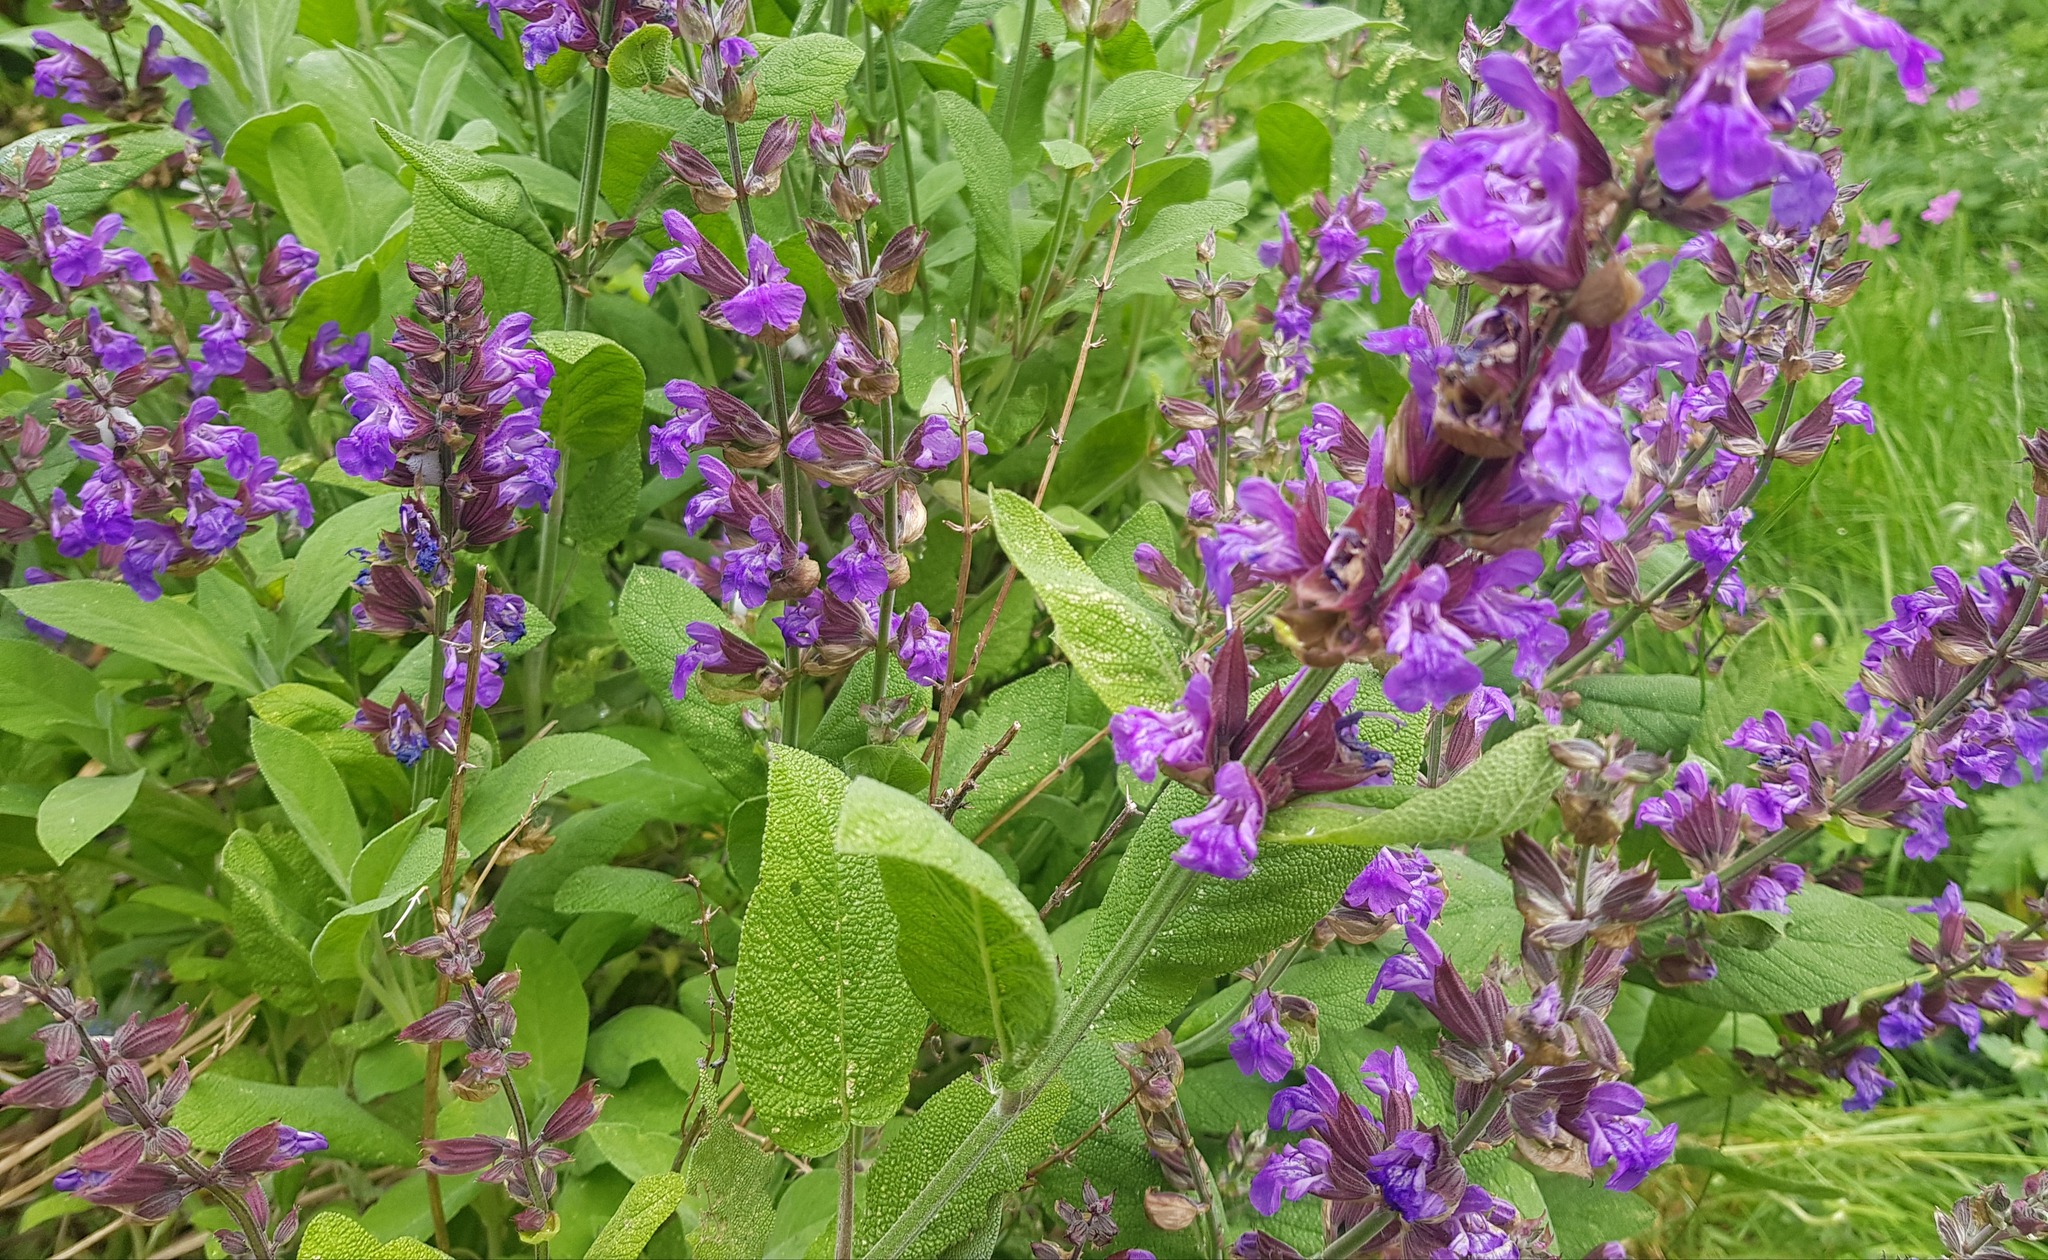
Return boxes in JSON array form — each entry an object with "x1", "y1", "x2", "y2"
[
  {"x1": 278, "y1": 495, "x2": 398, "y2": 660},
  {"x1": 1085, "y1": 71, "x2": 1196, "y2": 150},
  {"x1": 463, "y1": 733, "x2": 649, "y2": 854},
  {"x1": 556, "y1": 865, "x2": 695, "y2": 934},
  {"x1": 843, "y1": 742, "x2": 934, "y2": 795},
  {"x1": 613, "y1": 566, "x2": 765, "y2": 802},
  {"x1": 1087, "y1": 501, "x2": 1183, "y2": 639},
  {"x1": 222, "y1": 828, "x2": 329, "y2": 1013},
  {"x1": 0, "y1": 639, "x2": 108, "y2": 746},
  {"x1": 1040, "y1": 138, "x2": 1095, "y2": 171},
  {"x1": 36, "y1": 770, "x2": 144, "y2": 865},
  {"x1": 379, "y1": 122, "x2": 563, "y2": 327},
  {"x1": 1631, "y1": 992, "x2": 1726, "y2": 1081},
  {"x1": 1562, "y1": 674, "x2": 1704, "y2": 757},
  {"x1": 940, "y1": 665, "x2": 1075, "y2": 839},
  {"x1": 0, "y1": 125, "x2": 190, "y2": 234},
  {"x1": 1679, "y1": 884, "x2": 1922, "y2": 1013},
  {"x1": 1094, "y1": 21, "x2": 1157, "y2": 77},
  {"x1": 1228, "y1": 5, "x2": 1369, "y2": 82},
  {"x1": 1672, "y1": 1145, "x2": 1840, "y2": 1200},
  {"x1": 535, "y1": 331, "x2": 648, "y2": 458},
  {"x1": 852, "y1": 1073, "x2": 1070, "y2": 1259},
  {"x1": 587, "y1": 1007, "x2": 702, "y2": 1092},
  {"x1": 1255, "y1": 101, "x2": 1330, "y2": 206},
  {"x1": 179, "y1": 1075, "x2": 415, "y2": 1166},
  {"x1": 684, "y1": 1120, "x2": 779, "y2": 1258},
  {"x1": 1527, "y1": 1173, "x2": 1652, "y2": 1255},
  {"x1": 836, "y1": 777, "x2": 1062, "y2": 1059},
  {"x1": 408, "y1": 36, "x2": 471, "y2": 141},
  {"x1": 1428, "y1": 850, "x2": 1524, "y2": 976},
  {"x1": 1268, "y1": 725, "x2": 1568, "y2": 849},
  {"x1": 137, "y1": 0, "x2": 249, "y2": 105},
  {"x1": 934, "y1": 90, "x2": 1020, "y2": 295},
  {"x1": 268, "y1": 121, "x2": 354, "y2": 262},
  {"x1": 5, "y1": 580, "x2": 262, "y2": 693},
  {"x1": 608, "y1": 23, "x2": 676, "y2": 90},
  {"x1": 988, "y1": 490, "x2": 1184, "y2": 713},
  {"x1": 297, "y1": 1211, "x2": 451, "y2": 1259},
  {"x1": 670, "y1": 34, "x2": 866, "y2": 171},
  {"x1": 508, "y1": 929, "x2": 591, "y2": 1112},
  {"x1": 587, "y1": 1171, "x2": 691, "y2": 1260},
  {"x1": 251, "y1": 719, "x2": 358, "y2": 888},
  {"x1": 1077, "y1": 783, "x2": 1369, "y2": 1041},
  {"x1": 728, "y1": 747, "x2": 926, "y2": 1156},
  {"x1": 224, "y1": 104, "x2": 341, "y2": 200},
  {"x1": 309, "y1": 804, "x2": 440, "y2": 982},
  {"x1": 221, "y1": 0, "x2": 300, "y2": 111}
]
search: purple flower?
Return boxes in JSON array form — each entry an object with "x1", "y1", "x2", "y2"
[
  {"x1": 720, "y1": 236, "x2": 807, "y2": 337},
  {"x1": 893, "y1": 602, "x2": 950, "y2": 687},
  {"x1": 1368, "y1": 926, "x2": 1446, "y2": 1005},
  {"x1": 1270, "y1": 1065, "x2": 1348, "y2": 1133},
  {"x1": 443, "y1": 647, "x2": 507, "y2": 712},
  {"x1": 905, "y1": 412, "x2": 985, "y2": 472},
  {"x1": 194, "y1": 292, "x2": 252, "y2": 387},
  {"x1": 1565, "y1": 1083, "x2": 1678, "y2": 1191},
  {"x1": 1947, "y1": 87, "x2": 1979, "y2": 111},
  {"x1": 1381, "y1": 566, "x2": 1480, "y2": 712},
  {"x1": 137, "y1": 25, "x2": 208, "y2": 91},
  {"x1": 1657, "y1": 12, "x2": 1835, "y2": 228},
  {"x1": 350, "y1": 693, "x2": 454, "y2": 767},
  {"x1": 826, "y1": 514, "x2": 890, "y2": 603},
  {"x1": 473, "y1": 413, "x2": 560, "y2": 510},
  {"x1": 1249, "y1": 1139, "x2": 1330, "y2": 1216},
  {"x1": 1878, "y1": 983, "x2": 1936, "y2": 1049},
  {"x1": 274, "y1": 1127, "x2": 329, "y2": 1160},
  {"x1": 1229, "y1": 990, "x2": 1294, "y2": 1083},
  {"x1": 184, "y1": 475, "x2": 246, "y2": 556},
  {"x1": 1522, "y1": 337, "x2": 1631, "y2": 507},
  {"x1": 721, "y1": 517, "x2": 789, "y2": 608},
  {"x1": 43, "y1": 206, "x2": 154, "y2": 289},
  {"x1": 672, "y1": 621, "x2": 749, "y2": 697},
  {"x1": 1171, "y1": 761, "x2": 1265, "y2": 879},
  {"x1": 1344, "y1": 848, "x2": 1446, "y2": 928},
  {"x1": 1110, "y1": 673, "x2": 1212, "y2": 783},
  {"x1": 1367, "y1": 1129, "x2": 1451, "y2": 1221},
  {"x1": 1358, "y1": 1047, "x2": 1418, "y2": 1115},
  {"x1": 1840, "y1": 1046, "x2": 1894, "y2": 1112},
  {"x1": 1922, "y1": 190, "x2": 1961, "y2": 225},
  {"x1": 336, "y1": 357, "x2": 418, "y2": 482},
  {"x1": 30, "y1": 33, "x2": 120, "y2": 109},
  {"x1": 1760, "y1": 0, "x2": 1942, "y2": 100}
]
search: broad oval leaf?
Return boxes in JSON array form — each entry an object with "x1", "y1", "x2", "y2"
[
  {"x1": 836, "y1": 776, "x2": 1062, "y2": 1060},
  {"x1": 1267, "y1": 724, "x2": 1568, "y2": 849},
  {"x1": 1678, "y1": 884, "x2": 1922, "y2": 1013},
  {"x1": 251, "y1": 717, "x2": 359, "y2": 888},
  {"x1": 586, "y1": 1172, "x2": 691, "y2": 1260},
  {"x1": 535, "y1": 330, "x2": 647, "y2": 458},
  {"x1": 728, "y1": 746, "x2": 927, "y2": 1156},
  {"x1": 36, "y1": 770, "x2": 144, "y2": 865},
  {"x1": 934, "y1": 89, "x2": 1020, "y2": 295},
  {"x1": 5, "y1": 579, "x2": 263, "y2": 693}
]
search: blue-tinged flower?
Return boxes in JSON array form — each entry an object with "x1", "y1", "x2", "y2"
[
  {"x1": 1563, "y1": 1082, "x2": 1677, "y2": 1191},
  {"x1": 1878, "y1": 982, "x2": 1935, "y2": 1050},
  {"x1": 350, "y1": 692, "x2": 454, "y2": 767},
  {"x1": 1248, "y1": 1138, "x2": 1330, "y2": 1216},
  {"x1": 904, "y1": 412, "x2": 985, "y2": 472},
  {"x1": 672, "y1": 620, "x2": 773, "y2": 698},
  {"x1": 477, "y1": 312, "x2": 554, "y2": 412},
  {"x1": 1380, "y1": 565, "x2": 1481, "y2": 713},
  {"x1": 1759, "y1": 0, "x2": 1941, "y2": 100},
  {"x1": 1840, "y1": 1046, "x2": 1894, "y2": 1112},
  {"x1": 118, "y1": 520, "x2": 181, "y2": 601},
  {"x1": 1367, "y1": 1129, "x2": 1452, "y2": 1221},
  {"x1": 1344, "y1": 848, "x2": 1446, "y2": 928},
  {"x1": 1357, "y1": 1046, "x2": 1418, "y2": 1115},
  {"x1": 473, "y1": 412, "x2": 560, "y2": 510},
  {"x1": 720, "y1": 236, "x2": 807, "y2": 337},
  {"x1": 193, "y1": 291, "x2": 252, "y2": 388},
  {"x1": 1170, "y1": 760, "x2": 1265, "y2": 879},
  {"x1": 893, "y1": 602, "x2": 950, "y2": 687},
  {"x1": 1368, "y1": 925, "x2": 1446, "y2": 1005},
  {"x1": 485, "y1": 594, "x2": 527, "y2": 643},
  {"x1": 337, "y1": 357, "x2": 421, "y2": 482},
  {"x1": 29, "y1": 32, "x2": 121, "y2": 110},
  {"x1": 1269, "y1": 1064, "x2": 1348, "y2": 1133},
  {"x1": 1522, "y1": 337, "x2": 1632, "y2": 508},
  {"x1": 137, "y1": 25, "x2": 208, "y2": 91},
  {"x1": 1111, "y1": 674, "x2": 1212, "y2": 784},
  {"x1": 826, "y1": 514, "x2": 890, "y2": 604},
  {"x1": 42, "y1": 206, "x2": 154, "y2": 289},
  {"x1": 184, "y1": 473, "x2": 246, "y2": 556},
  {"x1": 1229, "y1": 990, "x2": 1294, "y2": 1083}
]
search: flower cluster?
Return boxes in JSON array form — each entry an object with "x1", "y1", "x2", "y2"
[
  {"x1": 29, "y1": 21, "x2": 210, "y2": 143},
  {"x1": 1, "y1": 944, "x2": 322, "y2": 1259},
  {"x1": 1934, "y1": 1170, "x2": 2048, "y2": 1260},
  {"x1": 478, "y1": 0, "x2": 678, "y2": 69}
]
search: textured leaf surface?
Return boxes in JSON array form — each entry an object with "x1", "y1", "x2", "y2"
[
  {"x1": 1267, "y1": 725, "x2": 1567, "y2": 849},
  {"x1": 587, "y1": 1172, "x2": 691, "y2": 1259},
  {"x1": 940, "y1": 665, "x2": 1075, "y2": 839},
  {"x1": 1680, "y1": 884, "x2": 1921, "y2": 1013},
  {"x1": 0, "y1": 125, "x2": 188, "y2": 233},
  {"x1": 1533, "y1": 1172, "x2": 1657, "y2": 1256},
  {"x1": 1087, "y1": 502, "x2": 1184, "y2": 639},
  {"x1": 728, "y1": 748, "x2": 925, "y2": 1155},
  {"x1": 251, "y1": 718, "x2": 358, "y2": 887},
  {"x1": 36, "y1": 770, "x2": 142, "y2": 865},
  {"x1": 379, "y1": 122, "x2": 562, "y2": 326},
  {"x1": 934, "y1": 90, "x2": 1020, "y2": 294},
  {"x1": 612, "y1": 566, "x2": 764, "y2": 801},
  {"x1": 1077, "y1": 782, "x2": 1369, "y2": 1040},
  {"x1": 837, "y1": 777, "x2": 1061, "y2": 1057},
  {"x1": 852, "y1": 1073, "x2": 1070, "y2": 1259},
  {"x1": 180, "y1": 1076, "x2": 415, "y2": 1166},
  {"x1": 1256, "y1": 101, "x2": 1331, "y2": 206},
  {"x1": 297, "y1": 1212, "x2": 450, "y2": 1259},
  {"x1": 606, "y1": 23, "x2": 674, "y2": 90},
  {"x1": 463, "y1": 733, "x2": 648, "y2": 853},
  {"x1": 989, "y1": 490, "x2": 1183, "y2": 713},
  {"x1": 1427, "y1": 850, "x2": 1523, "y2": 975},
  {"x1": 535, "y1": 330, "x2": 645, "y2": 458},
  {"x1": 684, "y1": 1120, "x2": 778, "y2": 1258},
  {"x1": 222, "y1": 828, "x2": 327, "y2": 1013},
  {"x1": 277, "y1": 494, "x2": 396, "y2": 659},
  {"x1": 508, "y1": 929, "x2": 590, "y2": 1112},
  {"x1": 1084, "y1": 71, "x2": 1196, "y2": 149},
  {"x1": 5, "y1": 580, "x2": 262, "y2": 692},
  {"x1": 556, "y1": 865, "x2": 695, "y2": 934},
  {"x1": 806, "y1": 650, "x2": 926, "y2": 764},
  {"x1": 1563, "y1": 673, "x2": 1704, "y2": 757}
]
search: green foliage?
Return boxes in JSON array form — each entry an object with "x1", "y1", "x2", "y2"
[
  {"x1": 728, "y1": 747, "x2": 926, "y2": 1156},
  {"x1": 35, "y1": 770, "x2": 142, "y2": 865},
  {"x1": 836, "y1": 775, "x2": 1061, "y2": 1058},
  {"x1": 683, "y1": 1121, "x2": 779, "y2": 1258},
  {"x1": 935, "y1": 90, "x2": 1020, "y2": 294},
  {"x1": 1267, "y1": 725, "x2": 1568, "y2": 849},
  {"x1": 535, "y1": 330, "x2": 648, "y2": 458},
  {"x1": 379, "y1": 122, "x2": 563, "y2": 326},
  {"x1": 298, "y1": 1212, "x2": 452, "y2": 1259},
  {"x1": 4, "y1": 580, "x2": 265, "y2": 692},
  {"x1": 1682, "y1": 885, "x2": 1924, "y2": 1014},
  {"x1": 587, "y1": 1172, "x2": 692, "y2": 1259}
]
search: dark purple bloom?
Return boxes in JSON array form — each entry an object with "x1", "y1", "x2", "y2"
[
  {"x1": 30, "y1": 32, "x2": 121, "y2": 109},
  {"x1": 1381, "y1": 565, "x2": 1480, "y2": 712},
  {"x1": 1368, "y1": 1129, "x2": 1453, "y2": 1221},
  {"x1": 1270, "y1": 1065, "x2": 1349, "y2": 1133},
  {"x1": 1249, "y1": 1138, "x2": 1331, "y2": 1216},
  {"x1": 1229, "y1": 990, "x2": 1295, "y2": 1083},
  {"x1": 826, "y1": 514, "x2": 890, "y2": 603},
  {"x1": 1878, "y1": 982, "x2": 1936, "y2": 1049},
  {"x1": 905, "y1": 412, "x2": 986, "y2": 472},
  {"x1": 1171, "y1": 760, "x2": 1265, "y2": 879},
  {"x1": 1841, "y1": 1046, "x2": 1894, "y2": 1112},
  {"x1": 1110, "y1": 674, "x2": 1212, "y2": 783},
  {"x1": 1564, "y1": 1082, "x2": 1677, "y2": 1191},
  {"x1": 443, "y1": 648, "x2": 507, "y2": 712},
  {"x1": 43, "y1": 206, "x2": 154, "y2": 289},
  {"x1": 1368, "y1": 925, "x2": 1446, "y2": 1005},
  {"x1": 350, "y1": 693, "x2": 454, "y2": 767}
]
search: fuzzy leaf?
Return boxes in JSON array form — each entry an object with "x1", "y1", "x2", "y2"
[
  {"x1": 379, "y1": 122, "x2": 563, "y2": 326},
  {"x1": 36, "y1": 770, "x2": 143, "y2": 865},
  {"x1": 728, "y1": 747, "x2": 926, "y2": 1156},
  {"x1": 1679, "y1": 884, "x2": 1922, "y2": 1013},
  {"x1": 4, "y1": 580, "x2": 263, "y2": 693},
  {"x1": 251, "y1": 718, "x2": 359, "y2": 888},
  {"x1": 0, "y1": 125, "x2": 189, "y2": 233},
  {"x1": 852, "y1": 1073, "x2": 1070, "y2": 1259},
  {"x1": 556, "y1": 865, "x2": 695, "y2": 934},
  {"x1": 607, "y1": 23, "x2": 675, "y2": 89},
  {"x1": 179, "y1": 1076, "x2": 416, "y2": 1167},
  {"x1": 507, "y1": 929, "x2": 590, "y2": 1112},
  {"x1": 1255, "y1": 101, "x2": 1331, "y2": 206},
  {"x1": 277, "y1": 495, "x2": 397, "y2": 660},
  {"x1": 296, "y1": 1211, "x2": 450, "y2": 1259},
  {"x1": 1562, "y1": 673, "x2": 1704, "y2": 757},
  {"x1": 836, "y1": 776, "x2": 1062, "y2": 1058},
  {"x1": 587, "y1": 1007, "x2": 702, "y2": 1093},
  {"x1": 934, "y1": 90, "x2": 1020, "y2": 295},
  {"x1": 462, "y1": 733, "x2": 648, "y2": 853},
  {"x1": 685, "y1": 1120, "x2": 779, "y2": 1258},
  {"x1": 535, "y1": 330, "x2": 646, "y2": 458},
  {"x1": 1084, "y1": 71, "x2": 1196, "y2": 149},
  {"x1": 587, "y1": 1172, "x2": 691, "y2": 1259},
  {"x1": 221, "y1": 827, "x2": 328, "y2": 1013},
  {"x1": 988, "y1": 490, "x2": 1184, "y2": 713},
  {"x1": 1266, "y1": 725, "x2": 1568, "y2": 849},
  {"x1": 939, "y1": 665, "x2": 1075, "y2": 839}
]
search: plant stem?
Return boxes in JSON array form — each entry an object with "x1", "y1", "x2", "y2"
[
  {"x1": 836, "y1": 1127, "x2": 860, "y2": 1260},
  {"x1": 925, "y1": 324, "x2": 977, "y2": 799},
  {"x1": 500, "y1": 1073, "x2": 554, "y2": 1259},
  {"x1": 1173, "y1": 937, "x2": 1307, "y2": 1058},
  {"x1": 879, "y1": 25, "x2": 922, "y2": 233},
  {"x1": 527, "y1": 73, "x2": 552, "y2": 165}
]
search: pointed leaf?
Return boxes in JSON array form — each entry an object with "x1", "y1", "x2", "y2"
[
  {"x1": 36, "y1": 770, "x2": 144, "y2": 865},
  {"x1": 1266, "y1": 724, "x2": 1568, "y2": 849},
  {"x1": 934, "y1": 90, "x2": 1019, "y2": 293},
  {"x1": 251, "y1": 718, "x2": 359, "y2": 887},
  {"x1": 586, "y1": 1172, "x2": 691, "y2": 1260},
  {"x1": 684, "y1": 1120, "x2": 778, "y2": 1258},
  {"x1": 4, "y1": 580, "x2": 262, "y2": 692}
]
